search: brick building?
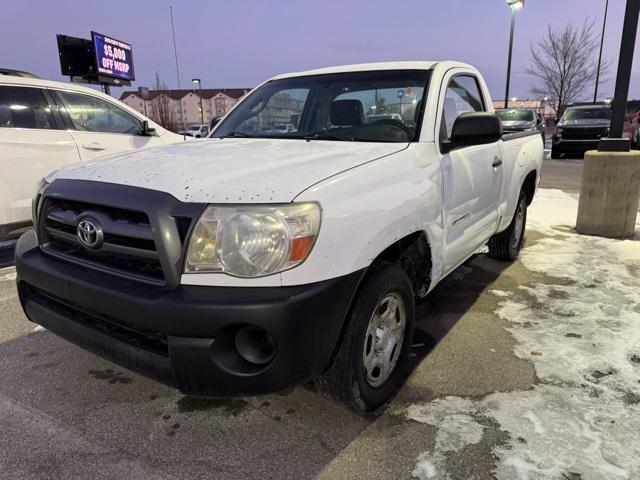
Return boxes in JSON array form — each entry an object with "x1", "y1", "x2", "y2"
[{"x1": 120, "y1": 88, "x2": 251, "y2": 132}]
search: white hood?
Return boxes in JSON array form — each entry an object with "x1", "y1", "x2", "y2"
[{"x1": 51, "y1": 138, "x2": 407, "y2": 203}]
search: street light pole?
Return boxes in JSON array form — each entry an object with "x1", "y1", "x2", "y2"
[
  {"x1": 594, "y1": 0, "x2": 609, "y2": 103},
  {"x1": 192, "y1": 78, "x2": 204, "y2": 125},
  {"x1": 504, "y1": 0, "x2": 524, "y2": 109},
  {"x1": 600, "y1": 0, "x2": 640, "y2": 151}
]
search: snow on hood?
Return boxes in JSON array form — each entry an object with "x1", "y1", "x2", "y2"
[{"x1": 49, "y1": 138, "x2": 407, "y2": 203}]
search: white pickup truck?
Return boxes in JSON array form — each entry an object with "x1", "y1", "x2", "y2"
[{"x1": 16, "y1": 62, "x2": 542, "y2": 413}]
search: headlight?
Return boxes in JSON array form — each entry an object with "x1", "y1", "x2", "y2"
[
  {"x1": 185, "y1": 203, "x2": 321, "y2": 277},
  {"x1": 32, "y1": 177, "x2": 49, "y2": 225},
  {"x1": 556, "y1": 127, "x2": 564, "y2": 136}
]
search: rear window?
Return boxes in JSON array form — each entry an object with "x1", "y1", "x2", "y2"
[
  {"x1": 496, "y1": 109, "x2": 534, "y2": 122},
  {"x1": 0, "y1": 86, "x2": 55, "y2": 129}
]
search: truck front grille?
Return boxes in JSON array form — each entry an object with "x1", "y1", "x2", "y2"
[
  {"x1": 561, "y1": 128, "x2": 608, "y2": 140},
  {"x1": 40, "y1": 198, "x2": 165, "y2": 284}
]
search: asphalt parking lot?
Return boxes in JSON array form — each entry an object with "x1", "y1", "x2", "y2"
[
  {"x1": 0, "y1": 239, "x2": 534, "y2": 480},
  {"x1": 1, "y1": 159, "x2": 636, "y2": 479}
]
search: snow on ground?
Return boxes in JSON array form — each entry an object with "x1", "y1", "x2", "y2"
[
  {"x1": 0, "y1": 267, "x2": 16, "y2": 282},
  {"x1": 406, "y1": 189, "x2": 640, "y2": 480}
]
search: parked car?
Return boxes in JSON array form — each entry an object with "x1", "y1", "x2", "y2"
[
  {"x1": 628, "y1": 111, "x2": 640, "y2": 149},
  {"x1": 0, "y1": 74, "x2": 185, "y2": 240},
  {"x1": 365, "y1": 113, "x2": 403, "y2": 124},
  {"x1": 16, "y1": 61, "x2": 543, "y2": 413},
  {"x1": 551, "y1": 105, "x2": 611, "y2": 159},
  {"x1": 179, "y1": 124, "x2": 209, "y2": 137},
  {"x1": 495, "y1": 108, "x2": 545, "y2": 141},
  {"x1": 268, "y1": 123, "x2": 297, "y2": 133}
]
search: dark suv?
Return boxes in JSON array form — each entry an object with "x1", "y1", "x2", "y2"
[{"x1": 551, "y1": 105, "x2": 611, "y2": 159}]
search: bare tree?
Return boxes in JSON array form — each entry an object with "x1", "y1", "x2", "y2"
[
  {"x1": 149, "y1": 72, "x2": 177, "y2": 130},
  {"x1": 527, "y1": 21, "x2": 609, "y2": 117}
]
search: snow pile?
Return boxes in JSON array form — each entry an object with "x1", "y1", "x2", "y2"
[{"x1": 407, "y1": 189, "x2": 640, "y2": 479}]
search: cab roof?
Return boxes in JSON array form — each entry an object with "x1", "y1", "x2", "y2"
[{"x1": 271, "y1": 61, "x2": 442, "y2": 80}]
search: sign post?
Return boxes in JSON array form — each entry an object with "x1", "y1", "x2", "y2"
[{"x1": 57, "y1": 32, "x2": 135, "y2": 96}]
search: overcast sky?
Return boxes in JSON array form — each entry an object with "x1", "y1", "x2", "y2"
[{"x1": 2, "y1": 0, "x2": 639, "y2": 100}]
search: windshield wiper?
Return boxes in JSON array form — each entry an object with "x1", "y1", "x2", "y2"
[
  {"x1": 218, "y1": 131, "x2": 255, "y2": 138},
  {"x1": 303, "y1": 132, "x2": 355, "y2": 142}
]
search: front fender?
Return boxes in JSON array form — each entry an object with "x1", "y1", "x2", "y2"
[{"x1": 283, "y1": 143, "x2": 445, "y2": 287}]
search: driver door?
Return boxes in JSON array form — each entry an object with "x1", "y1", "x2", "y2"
[
  {"x1": 438, "y1": 73, "x2": 503, "y2": 273},
  {"x1": 52, "y1": 89, "x2": 164, "y2": 161}
]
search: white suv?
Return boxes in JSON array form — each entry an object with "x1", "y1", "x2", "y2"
[
  {"x1": 179, "y1": 124, "x2": 209, "y2": 137},
  {"x1": 0, "y1": 75, "x2": 185, "y2": 240}
]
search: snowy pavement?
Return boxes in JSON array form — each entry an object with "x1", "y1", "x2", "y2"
[{"x1": 405, "y1": 189, "x2": 640, "y2": 480}]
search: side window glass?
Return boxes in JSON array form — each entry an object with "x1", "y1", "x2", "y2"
[
  {"x1": 0, "y1": 86, "x2": 55, "y2": 129},
  {"x1": 440, "y1": 75, "x2": 485, "y2": 140},
  {"x1": 57, "y1": 91, "x2": 142, "y2": 135}
]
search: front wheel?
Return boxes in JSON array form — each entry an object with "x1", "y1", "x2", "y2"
[
  {"x1": 315, "y1": 263, "x2": 415, "y2": 414},
  {"x1": 487, "y1": 192, "x2": 528, "y2": 261}
]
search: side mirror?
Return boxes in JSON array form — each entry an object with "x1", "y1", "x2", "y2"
[
  {"x1": 554, "y1": 118, "x2": 559, "y2": 125},
  {"x1": 140, "y1": 120, "x2": 157, "y2": 136},
  {"x1": 209, "y1": 116, "x2": 222, "y2": 132},
  {"x1": 442, "y1": 112, "x2": 502, "y2": 153}
]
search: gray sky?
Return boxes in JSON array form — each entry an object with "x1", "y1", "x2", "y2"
[{"x1": 2, "y1": 0, "x2": 638, "y2": 100}]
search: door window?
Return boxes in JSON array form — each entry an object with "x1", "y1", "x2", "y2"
[
  {"x1": 440, "y1": 75, "x2": 485, "y2": 140},
  {"x1": 57, "y1": 91, "x2": 142, "y2": 135},
  {"x1": 0, "y1": 86, "x2": 55, "y2": 129}
]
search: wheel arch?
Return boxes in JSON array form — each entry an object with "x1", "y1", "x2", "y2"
[
  {"x1": 367, "y1": 230, "x2": 433, "y2": 298},
  {"x1": 522, "y1": 169, "x2": 537, "y2": 206}
]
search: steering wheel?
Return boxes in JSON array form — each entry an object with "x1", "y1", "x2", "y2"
[{"x1": 372, "y1": 119, "x2": 412, "y2": 136}]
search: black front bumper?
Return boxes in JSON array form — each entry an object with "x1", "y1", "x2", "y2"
[
  {"x1": 552, "y1": 138, "x2": 600, "y2": 153},
  {"x1": 16, "y1": 231, "x2": 364, "y2": 396}
]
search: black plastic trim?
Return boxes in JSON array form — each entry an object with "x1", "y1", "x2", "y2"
[
  {"x1": 38, "y1": 179, "x2": 206, "y2": 289},
  {"x1": 16, "y1": 230, "x2": 365, "y2": 396}
]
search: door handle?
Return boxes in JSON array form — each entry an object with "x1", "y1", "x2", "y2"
[
  {"x1": 492, "y1": 157, "x2": 503, "y2": 167},
  {"x1": 82, "y1": 143, "x2": 107, "y2": 151}
]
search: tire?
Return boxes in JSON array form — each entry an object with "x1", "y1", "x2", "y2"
[
  {"x1": 551, "y1": 148, "x2": 561, "y2": 159},
  {"x1": 488, "y1": 192, "x2": 528, "y2": 261},
  {"x1": 315, "y1": 263, "x2": 415, "y2": 414}
]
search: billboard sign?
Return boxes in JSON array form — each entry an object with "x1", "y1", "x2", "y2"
[{"x1": 91, "y1": 31, "x2": 135, "y2": 81}]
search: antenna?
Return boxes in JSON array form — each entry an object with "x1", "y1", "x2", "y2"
[{"x1": 170, "y1": 6, "x2": 186, "y2": 130}]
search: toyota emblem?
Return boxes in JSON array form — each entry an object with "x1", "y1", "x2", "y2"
[{"x1": 77, "y1": 218, "x2": 104, "y2": 249}]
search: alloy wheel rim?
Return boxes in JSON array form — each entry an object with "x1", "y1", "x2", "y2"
[
  {"x1": 513, "y1": 200, "x2": 525, "y2": 247},
  {"x1": 362, "y1": 292, "x2": 406, "y2": 388}
]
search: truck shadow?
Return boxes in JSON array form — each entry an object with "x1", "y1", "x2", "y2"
[
  {"x1": 398, "y1": 253, "x2": 511, "y2": 379},
  {"x1": 0, "y1": 240, "x2": 532, "y2": 479}
]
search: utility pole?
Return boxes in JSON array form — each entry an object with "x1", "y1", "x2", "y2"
[
  {"x1": 594, "y1": 0, "x2": 609, "y2": 103},
  {"x1": 170, "y1": 6, "x2": 185, "y2": 130},
  {"x1": 600, "y1": 0, "x2": 640, "y2": 151},
  {"x1": 504, "y1": 0, "x2": 525, "y2": 109}
]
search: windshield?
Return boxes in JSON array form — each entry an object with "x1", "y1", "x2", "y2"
[
  {"x1": 560, "y1": 107, "x2": 611, "y2": 125},
  {"x1": 496, "y1": 109, "x2": 534, "y2": 122},
  {"x1": 213, "y1": 70, "x2": 431, "y2": 142}
]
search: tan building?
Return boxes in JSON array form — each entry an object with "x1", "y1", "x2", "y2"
[{"x1": 120, "y1": 88, "x2": 251, "y2": 132}]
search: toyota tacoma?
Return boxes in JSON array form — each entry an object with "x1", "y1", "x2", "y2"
[{"x1": 16, "y1": 62, "x2": 543, "y2": 413}]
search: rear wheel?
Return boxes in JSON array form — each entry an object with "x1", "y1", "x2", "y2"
[
  {"x1": 488, "y1": 192, "x2": 527, "y2": 261},
  {"x1": 315, "y1": 263, "x2": 415, "y2": 414}
]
